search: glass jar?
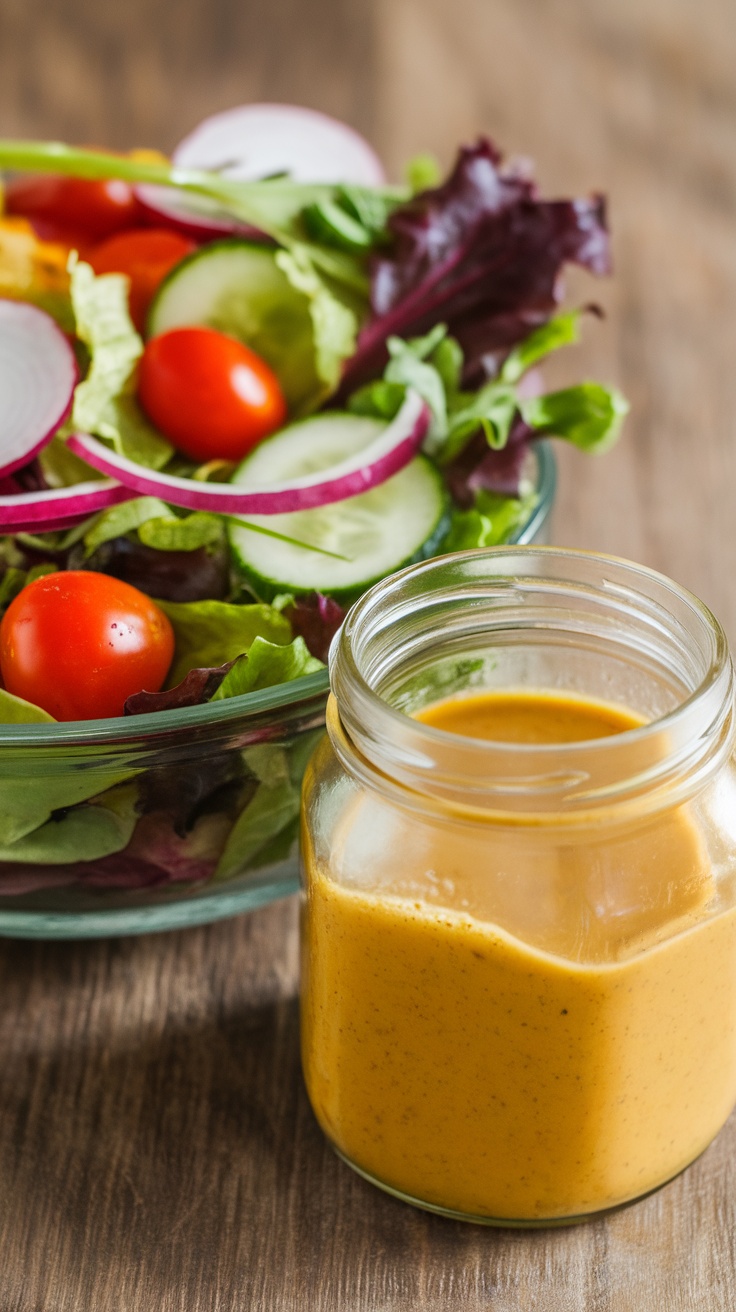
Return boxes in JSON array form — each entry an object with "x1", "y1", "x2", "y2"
[{"x1": 300, "y1": 547, "x2": 736, "y2": 1226}]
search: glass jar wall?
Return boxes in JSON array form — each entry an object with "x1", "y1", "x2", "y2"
[{"x1": 300, "y1": 548, "x2": 736, "y2": 1226}]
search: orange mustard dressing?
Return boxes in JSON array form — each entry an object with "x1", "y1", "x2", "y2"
[{"x1": 301, "y1": 691, "x2": 736, "y2": 1220}]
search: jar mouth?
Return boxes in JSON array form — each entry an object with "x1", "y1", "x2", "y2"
[{"x1": 329, "y1": 547, "x2": 734, "y2": 816}]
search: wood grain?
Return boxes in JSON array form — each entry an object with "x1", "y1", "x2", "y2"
[{"x1": 2, "y1": 0, "x2": 736, "y2": 1306}]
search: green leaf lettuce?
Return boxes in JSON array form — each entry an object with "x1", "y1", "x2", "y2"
[
  {"x1": 66, "y1": 258, "x2": 173, "y2": 469},
  {"x1": 156, "y1": 599, "x2": 292, "y2": 686}
]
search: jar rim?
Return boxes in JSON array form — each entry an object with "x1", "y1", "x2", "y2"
[{"x1": 329, "y1": 546, "x2": 734, "y2": 815}]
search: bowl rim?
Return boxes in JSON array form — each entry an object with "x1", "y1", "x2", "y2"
[{"x1": 0, "y1": 443, "x2": 556, "y2": 747}]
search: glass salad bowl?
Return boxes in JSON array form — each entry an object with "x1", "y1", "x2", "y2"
[{"x1": 0, "y1": 444, "x2": 555, "y2": 938}]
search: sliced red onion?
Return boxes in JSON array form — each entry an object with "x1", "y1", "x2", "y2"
[
  {"x1": 67, "y1": 392, "x2": 430, "y2": 515},
  {"x1": 136, "y1": 102, "x2": 386, "y2": 240},
  {"x1": 0, "y1": 480, "x2": 132, "y2": 532},
  {"x1": 0, "y1": 300, "x2": 78, "y2": 478}
]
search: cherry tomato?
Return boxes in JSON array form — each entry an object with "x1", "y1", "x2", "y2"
[
  {"x1": 137, "y1": 327, "x2": 288, "y2": 462},
  {"x1": 4, "y1": 175, "x2": 143, "y2": 244},
  {"x1": 89, "y1": 229, "x2": 196, "y2": 332},
  {"x1": 0, "y1": 572, "x2": 175, "y2": 721}
]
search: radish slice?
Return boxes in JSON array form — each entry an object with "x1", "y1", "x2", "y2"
[
  {"x1": 136, "y1": 103, "x2": 386, "y2": 240},
  {"x1": 67, "y1": 392, "x2": 430, "y2": 515},
  {"x1": 0, "y1": 300, "x2": 78, "y2": 478},
  {"x1": 0, "y1": 480, "x2": 132, "y2": 532}
]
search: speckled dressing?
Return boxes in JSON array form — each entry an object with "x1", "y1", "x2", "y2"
[{"x1": 301, "y1": 693, "x2": 736, "y2": 1222}]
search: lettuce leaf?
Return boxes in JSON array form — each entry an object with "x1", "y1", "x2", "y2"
[
  {"x1": 0, "y1": 766, "x2": 138, "y2": 846},
  {"x1": 284, "y1": 593, "x2": 345, "y2": 663},
  {"x1": 156, "y1": 598, "x2": 292, "y2": 686},
  {"x1": 82, "y1": 497, "x2": 224, "y2": 556},
  {"x1": 348, "y1": 325, "x2": 518, "y2": 459},
  {"x1": 81, "y1": 534, "x2": 231, "y2": 603},
  {"x1": 87, "y1": 810, "x2": 234, "y2": 887},
  {"x1": 82, "y1": 497, "x2": 172, "y2": 554},
  {"x1": 275, "y1": 246, "x2": 359, "y2": 402},
  {"x1": 520, "y1": 383, "x2": 629, "y2": 454},
  {"x1": 39, "y1": 431, "x2": 100, "y2": 488},
  {"x1": 0, "y1": 782, "x2": 138, "y2": 865},
  {"x1": 0, "y1": 687, "x2": 56, "y2": 724},
  {"x1": 66, "y1": 259, "x2": 173, "y2": 469},
  {"x1": 213, "y1": 724, "x2": 323, "y2": 881},
  {"x1": 0, "y1": 565, "x2": 29, "y2": 614},
  {"x1": 404, "y1": 154, "x2": 442, "y2": 193},
  {"x1": 443, "y1": 489, "x2": 537, "y2": 552},
  {"x1": 212, "y1": 635, "x2": 322, "y2": 700},
  {"x1": 349, "y1": 320, "x2": 627, "y2": 492},
  {"x1": 122, "y1": 639, "x2": 323, "y2": 878},
  {"x1": 138, "y1": 511, "x2": 224, "y2": 552},
  {"x1": 213, "y1": 779, "x2": 301, "y2": 881},
  {"x1": 0, "y1": 562, "x2": 57, "y2": 618},
  {"x1": 0, "y1": 809, "x2": 236, "y2": 893},
  {"x1": 499, "y1": 311, "x2": 583, "y2": 384},
  {"x1": 444, "y1": 423, "x2": 535, "y2": 501},
  {"x1": 124, "y1": 660, "x2": 237, "y2": 715},
  {"x1": 125, "y1": 636, "x2": 322, "y2": 715},
  {"x1": 337, "y1": 139, "x2": 610, "y2": 398}
]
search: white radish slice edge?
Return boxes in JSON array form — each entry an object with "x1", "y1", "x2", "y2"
[
  {"x1": 0, "y1": 300, "x2": 79, "y2": 478},
  {"x1": 136, "y1": 102, "x2": 386, "y2": 239},
  {"x1": 67, "y1": 391, "x2": 430, "y2": 516}
]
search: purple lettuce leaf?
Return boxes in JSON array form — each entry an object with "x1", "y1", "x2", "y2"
[
  {"x1": 126, "y1": 663, "x2": 252, "y2": 837},
  {"x1": 74, "y1": 535, "x2": 231, "y2": 602},
  {"x1": 124, "y1": 658, "x2": 240, "y2": 716},
  {"x1": 444, "y1": 417, "x2": 536, "y2": 502},
  {"x1": 79, "y1": 810, "x2": 235, "y2": 886},
  {"x1": 284, "y1": 593, "x2": 345, "y2": 664},
  {"x1": 0, "y1": 867, "x2": 79, "y2": 896},
  {"x1": 135, "y1": 756, "x2": 250, "y2": 840},
  {"x1": 337, "y1": 139, "x2": 610, "y2": 398}
]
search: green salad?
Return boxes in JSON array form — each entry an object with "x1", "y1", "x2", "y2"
[{"x1": 0, "y1": 105, "x2": 627, "y2": 896}]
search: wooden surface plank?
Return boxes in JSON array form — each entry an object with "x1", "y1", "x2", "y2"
[
  {"x1": 2, "y1": 900, "x2": 736, "y2": 1311},
  {"x1": 1, "y1": 0, "x2": 736, "y2": 1307},
  {"x1": 375, "y1": 0, "x2": 736, "y2": 642}
]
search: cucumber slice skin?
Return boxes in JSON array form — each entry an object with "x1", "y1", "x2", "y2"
[
  {"x1": 227, "y1": 410, "x2": 450, "y2": 604},
  {"x1": 146, "y1": 238, "x2": 321, "y2": 412}
]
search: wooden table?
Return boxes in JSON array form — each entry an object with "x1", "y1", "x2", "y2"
[{"x1": 2, "y1": 0, "x2": 736, "y2": 1306}]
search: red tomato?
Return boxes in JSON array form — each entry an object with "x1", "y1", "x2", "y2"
[
  {"x1": 89, "y1": 229, "x2": 196, "y2": 332},
  {"x1": 0, "y1": 572, "x2": 175, "y2": 721},
  {"x1": 4, "y1": 174, "x2": 143, "y2": 244},
  {"x1": 137, "y1": 327, "x2": 288, "y2": 462}
]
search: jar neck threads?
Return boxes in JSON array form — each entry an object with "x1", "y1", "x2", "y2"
[{"x1": 328, "y1": 548, "x2": 734, "y2": 819}]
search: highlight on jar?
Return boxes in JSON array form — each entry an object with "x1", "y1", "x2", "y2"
[{"x1": 299, "y1": 546, "x2": 736, "y2": 1227}]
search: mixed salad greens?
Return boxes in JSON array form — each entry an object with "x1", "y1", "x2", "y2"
[{"x1": 0, "y1": 104, "x2": 628, "y2": 897}]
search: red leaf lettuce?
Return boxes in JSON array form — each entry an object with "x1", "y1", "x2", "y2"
[{"x1": 338, "y1": 139, "x2": 610, "y2": 398}]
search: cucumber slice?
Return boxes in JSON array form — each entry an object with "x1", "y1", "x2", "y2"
[
  {"x1": 147, "y1": 239, "x2": 321, "y2": 412},
  {"x1": 227, "y1": 412, "x2": 450, "y2": 602}
]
